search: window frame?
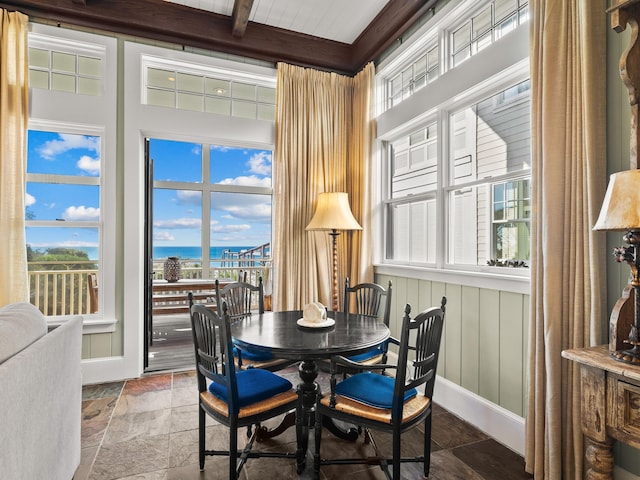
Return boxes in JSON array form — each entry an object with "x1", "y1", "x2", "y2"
[
  {"x1": 123, "y1": 40, "x2": 277, "y2": 378},
  {"x1": 141, "y1": 56, "x2": 276, "y2": 121},
  {"x1": 374, "y1": 0, "x2": 531, "y2": 291},
  {"x1": 28, "y1": 24, "x2": 117, "y2": 333},
  {"x1": 149, "y1": 137, "x2": 273, "y2": 281}
]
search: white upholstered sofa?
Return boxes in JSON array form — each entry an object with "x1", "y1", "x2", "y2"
[{"x1": 0, "y1": 302, "x2": 82, "y2": 480}]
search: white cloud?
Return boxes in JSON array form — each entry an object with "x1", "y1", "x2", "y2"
[
  {"x1": 248, "y1": 151, "x2": 272, "y2": 175},
  {"x1": 153, "y1": 231, "x2": 175, "y2": 241},
  {"x1": 211, "y1": 145, "x2": 232, "y2": 152},
  {"x1": 77, "y1": 155, "x2": 100, "y2": 176},
  {"x1": 175, "y1": 190, "x2": 202, "y2": 205},
  {"x1": 62, "y1": 206, "x2": 100, "y2": 221},
  {"x1": 224, "y1": 203, "x2": 271, "y2": 220},
  {"x1": 218, "y1": 175, "x2": 271, "y2": 188},
  {"x1": 153, "y1": 218, "x2": 201, "y2": 229},
  {"x1": 211, "y1": 223, "x2": 251, "y2": 233},
  {"x1": 25, "y1": 192, "x2": 35, "y2": 207},
  {"x1": 37, "y1": 133, "x2": 99, "y2": 160}
]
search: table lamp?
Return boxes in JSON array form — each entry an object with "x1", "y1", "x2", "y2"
[
  {"x1": 594, "y1": 169, "x2": 640, "y2": 364},
  {"x1": 306, "y1": 192, "x2": 362, "y2": 311}
]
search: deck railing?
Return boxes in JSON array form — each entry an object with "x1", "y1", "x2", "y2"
[
  {"x1": 28, "y1": 253, "x2": 272, "y2": 316},
  {"x1": 28, "y1": 262, "x2": 97, "y2": 316}
]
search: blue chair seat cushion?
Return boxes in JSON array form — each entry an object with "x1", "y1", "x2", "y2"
[
  {"x1": 347, "y1": 345, "x2": 383, "y2": 363},
  {"x1": 233, "y1": 345, "x2": 272, "y2": 361},
  {"x1": 335, "y1": 372, "x2": 417, "y2": 409},
  {"x1": 208, "y1": 369, "x2": 293, "y2": 407}
]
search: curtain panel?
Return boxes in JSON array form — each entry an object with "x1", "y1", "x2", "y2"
[
  {"x1": 526, "y1": 1, "x2": 607, "y2": 478},
  {"x1": 0, "y1": 9, "x2": 29, "y2": 306},
  {"x1": 273, "y1": 63, "x2": 374, "y2": 311}
]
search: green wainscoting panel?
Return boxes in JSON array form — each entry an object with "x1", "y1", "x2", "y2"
[
  {"x1": 479, "y1": 289, "x2": 500, "y2": 404},
  {"x1": 82, "y1": 334, "x2": 92, "y2": 360},
  {"x1": 431, "y1": 282, "x2": 447, "y2": 377},
  {"x1": 522, "y1": 294, "x2": 530, "y2": 416},
  {"x1": 376, "y1": 273, "x2": 529, "y2": 417},
  {"x1": 461, "y1": 286, "x2": 480, "y2": 394},
  {"x1": 499, "y1": 292, "x2": 525, "y2": 416},
  {"x1": 88, "y1": 332, "x2": 113, "y2": 359},
  {"x1": 443, "y1": 283, "x2": 462, "y2": 384}
]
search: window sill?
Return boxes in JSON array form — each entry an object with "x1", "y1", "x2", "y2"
[
  {"x1": 374, "y1": 263, "x2": 530, "y2": 295},
  {"x1": 46, "y1": 315, "x2": 117, "y2": 335}
]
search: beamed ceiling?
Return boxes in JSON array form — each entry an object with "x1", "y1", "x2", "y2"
[{"x1": 0, "y1": 0, "x2": 439, "y2": 75}]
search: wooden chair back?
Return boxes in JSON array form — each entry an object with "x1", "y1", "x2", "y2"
[
  {"x1": 343, "y1": 277, "x2": 392, "y2": 326},
  {"x1": 395, "y1": 297, "x2": 446, "y2": 411},
  {"x1": 215, "y1": 277, "x2": 264, "y2": 322}
]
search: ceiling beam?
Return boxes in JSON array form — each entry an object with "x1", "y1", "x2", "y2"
[
  {"x1": 351, "y1": 0, "x2": 439, "y2": 72},
  {"x1": 231, "y1": 0, "x2": 253, "y2": 38},
  {"x1": 0, "y1": 0, "x2": 434, "y2": 75}
]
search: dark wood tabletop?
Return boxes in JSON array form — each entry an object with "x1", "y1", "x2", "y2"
[
  {"x1": 231, "y1": 309, "x2": 390, "y2": 470},
  {"x1": 230, "y1": 310, "x2": 390, "y2": 360}
]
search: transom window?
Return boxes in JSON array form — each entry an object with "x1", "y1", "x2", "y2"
[
  {"x1": 387, "y1": 44, "x2": 439, "y2": 108},
  {"x1": 451, "y1": 0, "x2": 529, "y2": 67},
  {"x1": 28, "y1": 35, "x2": 104, "y2": 96},
  {"x1": 145, "y1": 65, "x2": 276, "y2": 121}
]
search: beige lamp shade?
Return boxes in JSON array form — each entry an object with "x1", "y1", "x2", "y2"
[
  {"x1": 594, "y1": 169, "x2": 640, "y2": 231},
  {"x1": 306, "y1": 192, "x2": 362, "y2": 231}
]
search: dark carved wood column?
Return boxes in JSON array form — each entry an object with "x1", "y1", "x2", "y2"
[{"x1": 609, "y1": 0, "x2": 640, "y2": 168}]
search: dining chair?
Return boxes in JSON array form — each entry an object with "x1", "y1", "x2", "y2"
[
  {"x1": 342, "y1": 277, "x2": 392, "y2": 365},
  {"x1": 215, "y1": 278, "x2": 294, "y2": 371},
  {"x1": 189, "y1": 301, "x2": 300, "y2": 479},
  {"x1": 313, "y1": 297, "x2": 446, "y2": 480},
  {"x1": 318, "y1": 278, "x2": 393, "y2": 376}
]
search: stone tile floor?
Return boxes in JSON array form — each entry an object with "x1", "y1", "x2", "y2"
[{"x1": 76, "y1": 367, "x2": 533, "y2": 480}]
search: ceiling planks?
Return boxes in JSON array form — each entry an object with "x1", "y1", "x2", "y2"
[
  {"x1": 0, "y1": 0, "x2": 434, "y2": 75},
  {"x1": 231, "y1": 0, "x2": 253, "y2": 38}
]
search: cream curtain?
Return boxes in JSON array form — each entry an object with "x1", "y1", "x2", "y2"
[
  {"x1": 526, "y1": 1, "x2": 607, "y2": 479},
  {"x1": 0, "y1": 9, "x2": 29, "y2": 306},
  {"x1": 273, "y1": 63, "x2": 374, "y2": 311}
]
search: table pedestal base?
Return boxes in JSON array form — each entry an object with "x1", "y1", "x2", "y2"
[{"x1": 293, "y1": 360, "x2": 358, "y2": 472}]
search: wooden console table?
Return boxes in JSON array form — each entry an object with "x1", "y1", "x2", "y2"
[{"x1": 562, "y1": 345, "x2": 640, "y2": 479}]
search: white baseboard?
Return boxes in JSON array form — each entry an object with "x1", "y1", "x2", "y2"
[
  {"x1": 433, "y1": 375, "x2": 525, "y2": 456},
  {"x1": 81, "y1": 356, "x2": 138, "y2": 385}
]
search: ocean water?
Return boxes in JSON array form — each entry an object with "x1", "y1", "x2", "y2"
[
  {"x1": 153, "y1": 246, "x2": 268, "y2": 260},
  {"x1": 74, "y1": 245, "x2": 267, "y2": 261}
]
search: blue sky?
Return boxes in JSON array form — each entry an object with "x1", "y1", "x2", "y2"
[{"x1": 25, "y1": 131, "x2": 272, "y2": 253}]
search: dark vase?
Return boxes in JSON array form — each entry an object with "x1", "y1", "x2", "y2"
[{"x1": 163, "y1": 256, "x2": 181, "y2": 283}]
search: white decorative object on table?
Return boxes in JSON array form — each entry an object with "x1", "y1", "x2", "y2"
[{"x1": 298, "y1": 302, "x2": 335, "y2": 328}]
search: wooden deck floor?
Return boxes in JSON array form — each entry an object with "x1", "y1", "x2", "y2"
[{"x1": 147, "y1": 313, "x2": 195, "y2": 372}]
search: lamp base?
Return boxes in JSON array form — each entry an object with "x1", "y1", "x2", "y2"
[{"x1": 611, "y1": 342, "x2": 640, "y2": 364}]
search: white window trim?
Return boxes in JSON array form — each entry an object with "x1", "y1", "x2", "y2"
[
  {"x1": 373, "y1": 0, "x2": 530, "y2": 284},
  {"x1": 28, "y1": 24, "x2": 117, "y2": 334},
  {"x1": 123, "y1": 41, "x2": 276, "y2": 378}
]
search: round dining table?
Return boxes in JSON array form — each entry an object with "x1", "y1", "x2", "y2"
[{"x1": 230, "y1": 309, "x2": 390, "y2": 472}]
